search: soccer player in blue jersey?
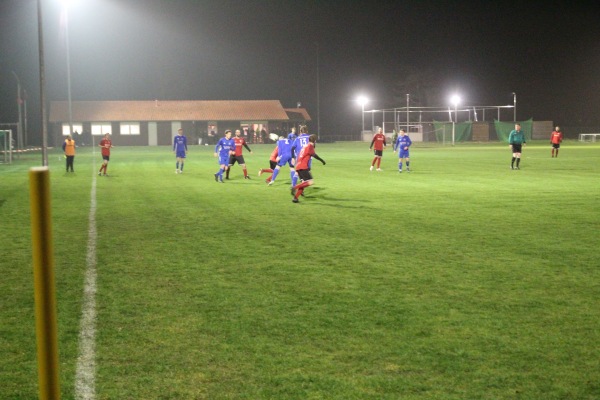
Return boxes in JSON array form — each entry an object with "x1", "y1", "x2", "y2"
[
  {"x1": 393, "y1": 129, "x2": 412, "y2": 172},
  {"x1": 291, "y1": 126, "x2": 311, "y2": 187},
  {"x1": 268, "y1": 136, "x2": 295, "y2": 185},
  {"x1": 173, "y1": 128, "x2": 188, "y2": 174},
  {"x1": 287, "y1": 126, "x2": 297, "y2": 140},
  {"x1": 214, "y1": 130, "x2": 235, "y2": 183}
]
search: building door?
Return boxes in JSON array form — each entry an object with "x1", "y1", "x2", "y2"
[{"x1": 148, "y1": 122, "x2": 157, "y2": 146}]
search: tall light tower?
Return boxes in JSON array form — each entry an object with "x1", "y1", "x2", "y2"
[
  {"x1": 11, "y1": 71, "x2": 23, "y2": 152},
  {"x1": 357, "y1": 96, "x2": 369, "y2": 136},
  {"x1": 406, "y1": 93, "x2": 410, "y2": 132},
  {"x1": 61, "y1": 0, "x2": 75, "y2": 138},
  {"x1": 316, "y1": 42, "x2": 320, "y2": 140},
  {"x1": 450, "y1": 94, "x2": 461, "y2": 146},
  {"x1": 512, "y1": 92, "x2": 517, "y2": 122}
]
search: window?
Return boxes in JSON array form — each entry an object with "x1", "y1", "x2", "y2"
[
  {"x1": 91, "y1": 123, "x2": 112, "y2": 136},
  {"x1": 120, "y1": 122, "x2": 140, "y2": 135},
  {"x1": 62, "y1": 123, "x2": 83, "y2": 136}
]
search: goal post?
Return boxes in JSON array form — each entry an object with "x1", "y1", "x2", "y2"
[
  {"x1": 578, "y1": 133, "x2": 600, "y2": 142},
  {"x1": 0, "y1": 130, "x2": 13, "y2": 164}
]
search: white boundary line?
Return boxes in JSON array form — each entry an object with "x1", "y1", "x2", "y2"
[{"x1": 75, "y1": 143, "x2": 98, "y2": 400}]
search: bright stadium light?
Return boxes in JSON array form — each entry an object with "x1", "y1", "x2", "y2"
[
  {"x1": 450, "y1": 94, "x2": 461, "y2": 146},
  {"x1": 357, "y1": 96, "x2": 369, "y2": 134}
]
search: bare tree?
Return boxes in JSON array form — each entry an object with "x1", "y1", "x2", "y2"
[{"x1": 392, "y1": 65, "x2": 443, "y2": 107}]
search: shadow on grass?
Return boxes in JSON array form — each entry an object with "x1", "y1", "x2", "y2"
[{"x1": 301, "y1": 187, "x2": 375, "y2": 209}]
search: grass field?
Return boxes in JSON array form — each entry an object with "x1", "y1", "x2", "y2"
[{"x1": 1, "y1": 140, "x2": 599, "y2": 399}]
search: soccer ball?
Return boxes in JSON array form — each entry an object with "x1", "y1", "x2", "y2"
[{"x1": 269, "y1": 133, "x2": 279, "y2": 141}]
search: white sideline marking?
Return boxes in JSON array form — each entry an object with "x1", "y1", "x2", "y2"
[{"x1": 74, "y1": 172, "x2": 98, "y2": 400}]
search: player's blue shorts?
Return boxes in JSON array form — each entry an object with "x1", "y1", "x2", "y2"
[
  {"x1": 399, "y1": 149, "x2": 410, "y2": 158},
  {"x1": 277, "y1": 154, "x2": 293, "y2": 167},
  {"x1": 218, "y1": 154, "x2": 229, "y2": 165},
  {"x1": 176, "y1": 150, "x2": 186, "y2": 158}
]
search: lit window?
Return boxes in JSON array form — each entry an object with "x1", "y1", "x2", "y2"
[
  {"x1": 91, "y1": 123, "x2": 112, "y2": 136},
  {"x1": 62, "y1": 123, "x2": 83, "y2": 135},
  {"x1": 120, "y1": 122, "x2": 140, "y2": 135}
]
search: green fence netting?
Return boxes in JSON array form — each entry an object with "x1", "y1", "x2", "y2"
[
  {"x1": 433, "y1": 121, "x2": 472, "y2": 143},
  {"x1": 494, "y1": 119, "x2": 533, "y2": 142}
]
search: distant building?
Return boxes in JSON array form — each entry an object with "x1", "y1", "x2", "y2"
[{"x1": 49, "y1": 100, "x2": 311, "y2": 146}]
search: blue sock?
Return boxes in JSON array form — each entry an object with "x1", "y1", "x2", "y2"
[
  {"x1": 176, "y1": 162, "x2": 179, "y2": 170},
  {"x1": 290, "y1": 170, "x2": 295, "y2": 182},
  {"x1": 399, "y1": 162, "x2": 402, "y2": 170},
  {"x1": 406, "y1": 161, "x2": 410, "y2": 169},
  {"x1": 292, "y1": 173, "x2": 298, "y2": 187},
  {"x1": 271, "y1": 168, "x2": 280, "y2": 182},
  {"x1": 180, "y1": 162, "x2": 184, "y2": 171}
]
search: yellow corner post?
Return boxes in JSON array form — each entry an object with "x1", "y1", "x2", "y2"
[{"x1": 29, "y1": 167, "x2": 61, "y2": 400}]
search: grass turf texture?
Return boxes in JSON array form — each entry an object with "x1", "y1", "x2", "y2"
[{"x1": 1, "y1": 141, "x2": 599, "y2": 399}]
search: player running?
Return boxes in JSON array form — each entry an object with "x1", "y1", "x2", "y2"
[
  {"x1": 393, "y1": 129, "x2": 412, "y2": 172},
  {"x1": 226, "y1": 129, "x2": 253, "y2": 180},
  {"x1": 259, "y1": 142, "x2": 280, "y2": 183},
  {"x1": 173, "y1": 128, "x2": 188, "y2": 174},
  {"x1": 291, "y1": 126, "x2": 311, "y2": 187},
  {"x1": 291, "y1": 134, "x2": 326, "y2": 203},
  {"x1": 214, "y1": 130, "x2": 236, "y2": 183},
  {"x1": 268, "y1": 136, "x2": 295, "y2": 185}
]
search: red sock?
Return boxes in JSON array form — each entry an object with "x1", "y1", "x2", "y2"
[
  {"x1": 372, "y1": 158, "x2": 377, "y2": 166},
  {"x1": 243, "y1": 168, "x2": 248, "y2": 177},
  {"x1": 294, "y1": 188, "x2": 304, "y2": 199},
  {"x1": 377, "y1": 158, "x2": 381, "y2": 168},
  {"x1": 294, "y1": 181, "x2": 310, "y2": 191},
  {"x1": 263, "y1": 169, "x2": 273, "y2": 173},
  {"x1": 266, "y1": 176, "x2": 272, "y2": 182}
]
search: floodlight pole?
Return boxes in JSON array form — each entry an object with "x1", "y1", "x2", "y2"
[
  {"x1": 38, "y1": 0, "x2": 49, "y2": 166},
  {"x1": 64, "y1": 5, "x2": 74, "y2": 137},
  {"x1": 513, "y1": 92, "x2": 516, "y2": 121},
  {"x1": 361, "y1": 104, "x2": 365, "y2": 134},
  {"x1": 406, "y1": 93, "x2": 409, "y2": 132},
  {"x1": 452, "y1": 106, "x2": 456, "y2": 146},
  {"x1": 316, "y1": 41, "x2": 320, "y2": 140},
  {"x1": 11, "y1": 71, "x2": 23, "y2": 154},
  {"x1": 371, "y1": 111, "x2": 374, "y2": 132},
  {"x1": 24, "y1": 89, "x2": 28, "y2": 146}
]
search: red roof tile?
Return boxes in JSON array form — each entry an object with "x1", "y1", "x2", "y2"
[
  {"x1": 284, "y1": 108, "x2": 312, "y2": 121},
  {"x1": 49, "y1": 100, "x2": 291, "y2": 122}
]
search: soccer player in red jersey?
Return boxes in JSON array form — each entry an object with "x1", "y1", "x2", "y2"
[
  {"x1": 369, "y1": 127, "x2": 386, "y2": 171},
  {"x1": 291, "y1": 134, "x2": 326, "y2": 203},
  {"x1": 226, "y1": 129, "x2": 253, "y2": 179},
  {"x1": 550, "y1": 126, "x2": 563, "y2": 158},
  {"x1": 259, "y1": 143, "x2": 280, "y2": 183},
  {"x1": 98, "y1": 133, "x2": 113, "y2": 176}
]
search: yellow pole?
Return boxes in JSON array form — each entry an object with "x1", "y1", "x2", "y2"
[{"x1": 29, "y1": 166, "x2": 61, "y2": 400}]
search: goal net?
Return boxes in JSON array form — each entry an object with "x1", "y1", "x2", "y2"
[{"x1": 0, "y1": 130, "x2": 13, "y2": 164}]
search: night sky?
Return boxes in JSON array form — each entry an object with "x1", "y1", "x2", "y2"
[{"x1": 1, "y1": 0, "x2": 599, "y2": 144}]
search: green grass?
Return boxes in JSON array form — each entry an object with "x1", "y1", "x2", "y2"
[{"x1": 1, "y1": 140, "x2": 599, "y2": 399}]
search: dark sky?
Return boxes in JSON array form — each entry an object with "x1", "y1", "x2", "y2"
[{"x1": 1, "y1": 0, "x2": 599, "y2": 144}]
